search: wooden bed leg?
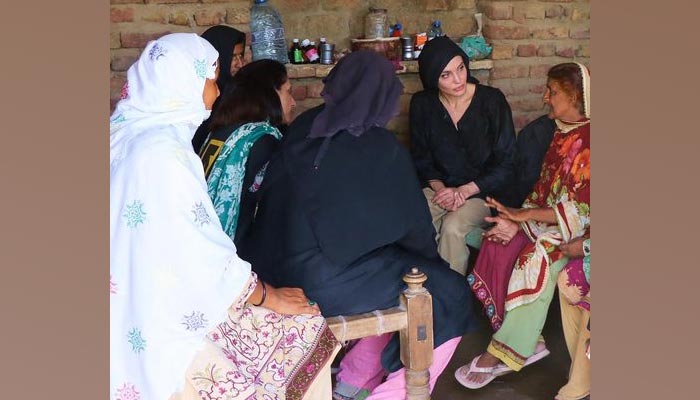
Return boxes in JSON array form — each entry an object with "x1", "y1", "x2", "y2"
[{"x1": 400, "y1": 268, "x2": 434, "y2": 400}]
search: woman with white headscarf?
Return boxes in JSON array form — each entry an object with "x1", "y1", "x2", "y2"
[{"x1": 110, "y1": 33, "x2": 338, "y2": 400}]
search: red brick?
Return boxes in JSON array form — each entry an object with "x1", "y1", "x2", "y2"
[
  {"x1": 517, "y1": 44, "x2": 537, "y2": 57},
  {"x1": 491, "y1": 44, "x2": 513, "y2": 60},
  {"x1": 491, "y1": 65, "x2": 529, "y2": 80},
  {"x1": 530, "y1": 64, "x2": 554, "y2": 78},
  {"x1": 556, "y1": 46, "x2": 575, "y2": 58},
  {"x1": 120, "y1": 31, "x2": 171, "y2": 48},
  {"x1": 400, "y1": 76, "x2": 424, "y2": 94},
  {"x1": 110, "y1": 32, "x2": 121, "y2": 49},
  {"x1": 169, "y1": 11, "x2": 190, "y2": 26},
  {"x1": 540, "y1": 0, "x2": 573, "y2": 2},
  {"x1": 511, "y1": 97, "x2": 545, "y2": 112},
  {"x1": 145, "y1": 0, "x2": 196, "y2": 4},
  {"x1": 529, "y1": 84, "x2": 547, "y2": 94},
  {"x1": 570, "y1": 27, "x2": 590, "y2": 39},
  {"x1": 545, "y1": 5, "x2": 566, "y2": 18},
  {"x1": 537, "y1": 44, "x2": 556, "y2": 57},
  {"x1": 571, "y1": 8, "x2": 590, "y2": 21},
  {"x1": 291, "y1": 85, "x2": 308, "y2": 101},
  {"x1": 531, "y1": 26, "x2": 569, "y2": 40},
  {"x1": 576, "y1": 45, "x2": 590, "y2": 58},
  {"x1": 514, "y1": 114, "x2": 532, "y2": 131},
  {"x1": 111, "y1": 7, "x2": 134, "y2": 23},
  {"x1": 110, "y1": 75, "x2": 127, "y2": 100},
  {"x1": 426, "y1": 0, "x2": 449, "y2": 11},
  {"x1": 307, "y1": 82, "x2": 324, "y2": 98},
  {"x1": 483, "y1": 24, "x2": 529, "y2": 40},
  {"x1": 140, "y1": 7, "x2": 169, "y2": 24},
  {"x1": 450, "y1": 0, "x2": 477, "y2": 10},
  {"x1": 111, "y1": 0, "x2": 143, "y2": 3},
  {"x1": 194, "y1": 10, "x2": 226, "y2": 26},
  {"x1": 111, "y1": 50, "x2": 141, "y2": 71},
  {"x1": 226, "y1": 6, "x2": 250, "y2": 24},
  {"x1": 201, "y1": 0, "x2": 234, "y2": 3},
  {"x1": 484, "y1": 4, "x2": 512, "y2": 20}
]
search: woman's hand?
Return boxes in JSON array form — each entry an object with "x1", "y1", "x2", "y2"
[
  {"x1": 483, "y1": 215, "x2": 520, "y2": 245},
  {"x1": 262, "y1": 286, "x2": 321, "y2": 316},
  {"x1": 433, "y1": 187, "x2": 457, "y2": 210},
  {"x1": 485, "y1": 197, "x2": 531, "y2": 222},
  {"x1": 559, "y1": 237, "x2": 586, "y2": 258}
]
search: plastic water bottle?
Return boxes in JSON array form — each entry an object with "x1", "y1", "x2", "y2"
[{"x1": 249, "y1": 0, "x2": 289, "y2": 63}]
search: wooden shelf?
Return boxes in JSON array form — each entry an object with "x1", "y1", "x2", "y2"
[{"x1": 287, "y1": 59, "x2": 493, "y2": 79}]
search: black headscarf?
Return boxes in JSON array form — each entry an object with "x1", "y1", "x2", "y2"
[
  {"x1": 309, "y1": 50, "x2": 403, "y2": 138},
  {"x1": 192, "y1": 25, "x2": 246, "y2": 153},
  {"x1": 201, "y1": 25, "x2": 246, "y2": 90},
  {"x1": 417, "y1": 35, "x2": 479, "y2": 91}
]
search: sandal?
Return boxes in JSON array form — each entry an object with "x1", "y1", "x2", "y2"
[{"x1": 454, "y1": 354, "x2": 513, "y2": 389}]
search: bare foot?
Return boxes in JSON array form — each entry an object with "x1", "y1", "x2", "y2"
[{"x1": 466, "y1": 352, "x2": 501, "y2": 384}]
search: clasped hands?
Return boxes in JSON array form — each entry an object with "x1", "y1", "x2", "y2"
[{"x1": 432, "y1": 182, "x2": 480, "y2": 211}]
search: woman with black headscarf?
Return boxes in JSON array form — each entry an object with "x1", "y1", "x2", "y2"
[
  {"x1": 237, "y1": 51, "x2": 479, "y2": 399},
  {"x1": 410, "y1": 36, "x2": 517, "y2": 276},
  {"x1": 191, "y1": 25, "x2": 247, "y2": 153}
]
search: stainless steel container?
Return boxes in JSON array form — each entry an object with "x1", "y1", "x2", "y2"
[
  {"x1": 401, "y1": 37, "x2": 414, "y2": 61},
  {"x1": 320, "y1": 43, "x2": 335, "y2": 64}
]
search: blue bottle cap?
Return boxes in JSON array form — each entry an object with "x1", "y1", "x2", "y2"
[
  {"x1": 434, "y1": 20, "x2": 441, "y2": 27},
  {"x1": 254, "y1": 0, "x2": 268, "y2": 4}
]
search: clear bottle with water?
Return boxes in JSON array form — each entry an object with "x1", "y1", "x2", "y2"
[{"x1": 250, "y1": 0, "x2": 289, "y2": 63}]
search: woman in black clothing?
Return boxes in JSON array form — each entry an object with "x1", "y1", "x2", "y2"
[
  {"x1": 191, "y1": 25, "x2": 247, "y2": 153},
  {"x1": 202, "y1": 59, "x2": 296, "y2": 246},
  {"x1": 410, "y1": 36, "x2": 516, "y2": 275},
  {"x1": 237, "y1": 51, "x2": 478, "y2": 399}
]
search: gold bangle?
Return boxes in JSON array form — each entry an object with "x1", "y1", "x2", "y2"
[{"x1": 252, "y1": 281, "x2": 267, "y2": 307}]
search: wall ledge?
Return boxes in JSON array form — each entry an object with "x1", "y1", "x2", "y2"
[{"x1": 286, "y1": 59, "x2": 494, "y2": 79}]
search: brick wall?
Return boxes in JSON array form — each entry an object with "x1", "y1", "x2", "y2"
[
  {"x1": 478, "y1": 0, "x2": 590, "y2": 129},
  {"x1": 110, "y1": 0, "x2": 590, "y2": 131}
]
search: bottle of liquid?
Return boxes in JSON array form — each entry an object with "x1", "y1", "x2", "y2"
[
  {"x1": 289, "y1": 38, "x2": 304, "y2": 64},
  {"x1": 428, "y1": 20, "x2": 443, "y2": 40},
  {"x1": 301, "y1": 38, "x2": 320, "y2": 64},
  {"x1": 249, "y1": 0, "x2": 289, "y2": 63},
  {"x1": 391, "y1": 23, "x2": 403, "y2": 38},
  {"x1": 318, "y1": 37, "x2": 327, "y2": 54}
]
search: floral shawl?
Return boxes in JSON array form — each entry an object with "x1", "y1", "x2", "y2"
[
  {"x1": 505, "y1": 120, "x2": 590, "y2": 312},
  {"x1": 207, "y1": 121, "x2": 282, "y2": 238}
]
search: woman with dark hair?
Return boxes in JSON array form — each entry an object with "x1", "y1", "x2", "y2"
[
  {"x1": 237, "y1": 50, "x2": 479, "y2": 400},
  {"x1": 456, "y1": 62, "x2": 591, "y2": 391},
  {"x1": 410, "y1": 36, "x2": 517, "y2": 276},
  {"x1": 191, "y1": 25, "x2": 247, "y2": 153},
  {"x1": 202, "y1": 59, "x2": 296, "y2": 246}
]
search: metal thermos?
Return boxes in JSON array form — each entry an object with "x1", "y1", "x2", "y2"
[
  {"x1": 401, "y1": 37, "x2": 414, "y2": 61},
  {"x1": 320, "y1": 43, "x2": 335, "y2": 65}
]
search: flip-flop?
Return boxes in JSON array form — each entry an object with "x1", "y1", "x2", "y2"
[
  {"x1": 454, "y1": 354, "x2": 512, "y2": 390},
  {"x1": 523, "y1": 346, "x2": 551, "y2": 367}
]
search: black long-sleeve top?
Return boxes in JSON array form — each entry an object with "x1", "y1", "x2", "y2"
[
  {"x1": 199, "y1": 123, "x2": 282, "y2": 246},
  {"x1": 409, "y1": 84, "x2": 516, "y2": 199}
]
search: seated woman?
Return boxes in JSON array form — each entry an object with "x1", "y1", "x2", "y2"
[
  {"x1": 201, "y1": 59, "x2": 296, "y2": 245},
  {"x1": 110, "y1": 33, "x2": 337, "y2": 400},
  {"x1": 556, "y1": 236, "x2": 591, "y2": 400},
  {"x1": 410, "y1": 36, "x2": 517, "y2": 275},
  {"x1": 500, "y1": 114, "x2": 557, "y2": 208},
  {"x1": 236, "y1": 50, "x2": 479, "y2": 400},
  {"x1": 191, "y1": 25, "x2": 247, "y2": 153},
  {"x1": 457, "y1": 62, "x2": 591, "y2": 389}
]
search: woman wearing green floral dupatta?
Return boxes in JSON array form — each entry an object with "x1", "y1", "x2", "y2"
[
  {"x1": 456, "y1": 62, "x2": 591, "y2": 392},
  {"x1": 201, "y1": 59, "x2": 296, "y2": 244}
]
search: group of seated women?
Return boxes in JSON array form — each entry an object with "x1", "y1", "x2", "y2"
[{"x1": 110, "y1": 26, "x2": 590, "y2": 400}]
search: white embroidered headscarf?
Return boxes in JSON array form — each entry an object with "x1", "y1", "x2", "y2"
[
  {"x1": 110, "y1": 33, "x2": 254, "y2": 400},
  {"x1": 110, "y1": 32, "x2": 218, "y2": 165}
]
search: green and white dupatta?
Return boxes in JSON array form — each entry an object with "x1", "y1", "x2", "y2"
[{"x1": 207, "y1": 121, "x2": 282, "y2": 238}]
